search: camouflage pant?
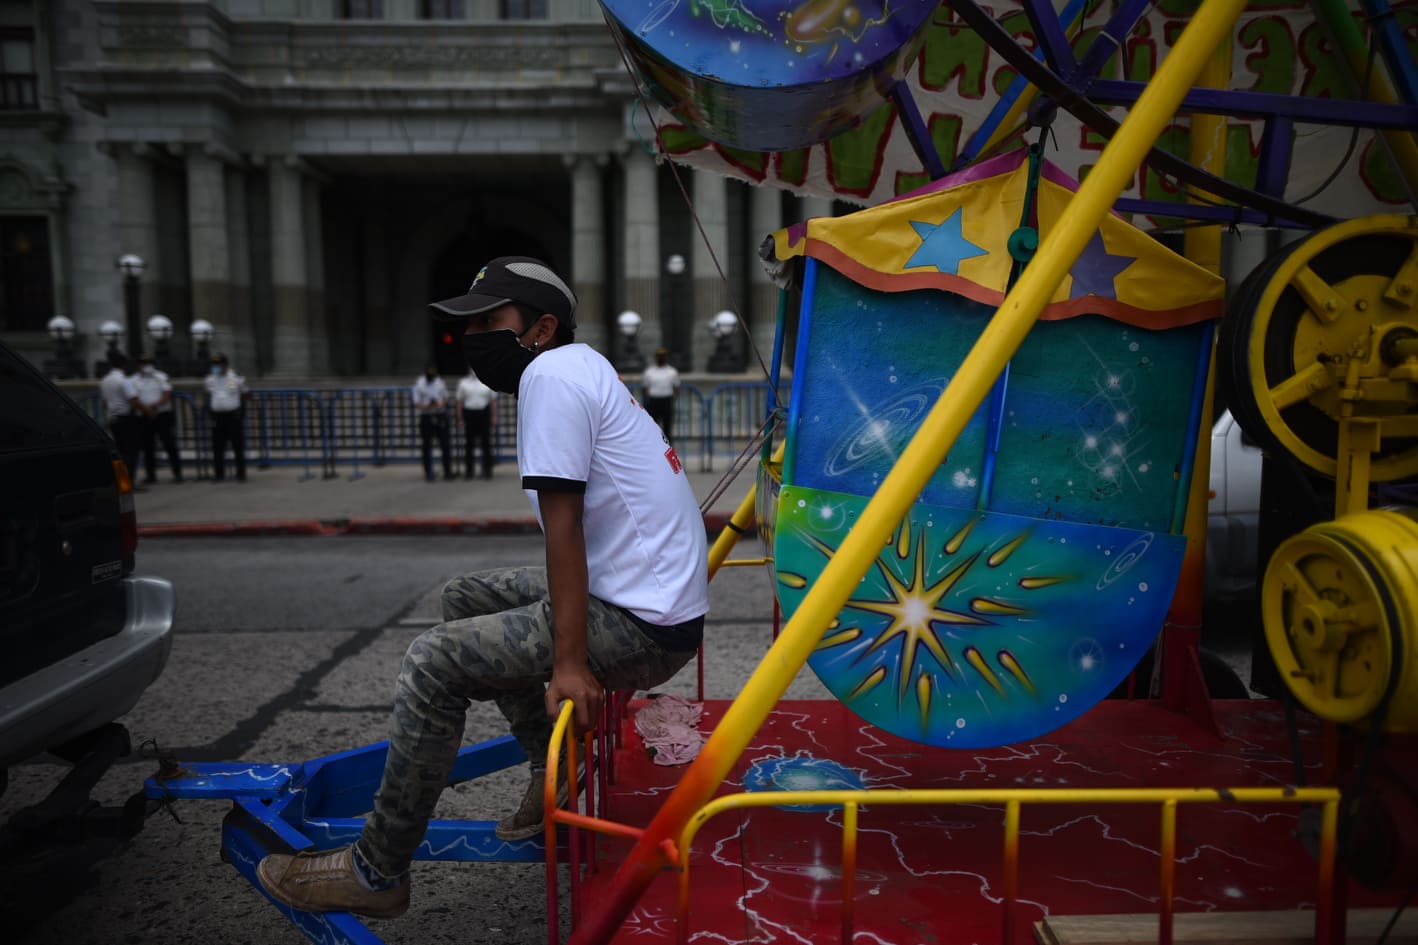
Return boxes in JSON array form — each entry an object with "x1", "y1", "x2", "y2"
[{"x1": 356, "y1": 566, "x2": 694, "y2": 877}]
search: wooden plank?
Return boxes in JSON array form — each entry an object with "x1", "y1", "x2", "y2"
[{"x1": 1036, "y1": 909, "x2": 1418, "y2": 945}]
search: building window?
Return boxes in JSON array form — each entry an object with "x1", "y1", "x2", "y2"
[
  {"x1": 343, "y1": 0, "x2": 384, "y2": 18},
  {"x1": 0, "y1": 217, "x2": 55, "y2": 332},
  {"x1": 0, "y1": 30, "x2": 38, "y2": 111},
  {"x1": 502, "y1": 0, "x2": 547, "y2": 19},
  {"x1": 423, "y1": 0, "x2": 465, "y2": 17}
]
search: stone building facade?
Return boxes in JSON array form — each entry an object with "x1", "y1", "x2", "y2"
[{"x1": 1, "y1": 0, "x2": 831, "y2": 378}]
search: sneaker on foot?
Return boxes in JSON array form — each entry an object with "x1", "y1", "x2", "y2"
[
  {"x1": 256, "y1": 845, "x2": 409, "y2": 918},
  {"x1": 495, "y1": 761, "x2": 585, "y2": 842}
]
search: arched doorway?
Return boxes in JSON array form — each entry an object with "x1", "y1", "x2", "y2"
[{"x1": 427, "y1": 226, "x2": 557, "y2": 376}]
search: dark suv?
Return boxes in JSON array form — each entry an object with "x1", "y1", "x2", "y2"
[{"x1": 0, "y1": 340, "x2": 174, "y2": 807}]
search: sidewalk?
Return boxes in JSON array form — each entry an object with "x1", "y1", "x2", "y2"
[{"x1": 134, "y1": 461, "x2": 757, "y2": 537}]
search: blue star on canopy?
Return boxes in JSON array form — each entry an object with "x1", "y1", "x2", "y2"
[
  {"x1": 905, "y1": 209, "x2": 988, "y2": 276},
  {"x1": 1070, "y1": 231, "x2": 1136, "y2": 299}
]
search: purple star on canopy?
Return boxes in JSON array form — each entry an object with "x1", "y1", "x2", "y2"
[{"x1": 1069, "y1": 231, "x2": 1136, "y2": 300}]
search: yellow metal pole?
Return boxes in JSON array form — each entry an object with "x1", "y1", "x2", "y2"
[
  {"x1": 706, "y1": 441, "x2": 783, "y2": 581},
  {"x1": 569, "y1": 3, "x2": 1250, "y2": 940},
  {"x1": 1161, "y1": 34, "x2": 1230, "y2": 706}
]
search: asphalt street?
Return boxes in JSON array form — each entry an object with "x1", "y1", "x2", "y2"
[{"x1": 4, "y1": 534, "x2": 826, "y2": 945}]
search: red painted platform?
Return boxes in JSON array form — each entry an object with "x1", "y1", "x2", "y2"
[{"x1": 574, "y1": 699, "x2": 1397, "y2": 944}]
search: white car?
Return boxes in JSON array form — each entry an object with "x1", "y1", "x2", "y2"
[{"x1": 1206, "y1": 409, "x2": 1264, "y2": 601}]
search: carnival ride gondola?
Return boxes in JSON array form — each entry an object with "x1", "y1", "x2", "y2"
[{"x1": 145, "y1": 2, "x2": 1418, "y2": 943}]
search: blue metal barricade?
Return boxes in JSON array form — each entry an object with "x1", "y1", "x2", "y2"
[
  {"x1": 703, "y1": 382, "x2": 776, "y2": 471},
  {"x1": 75, "y1": 380, "x2": 765, "y2": 479}
]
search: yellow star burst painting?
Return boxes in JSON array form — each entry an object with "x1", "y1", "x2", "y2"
[{"x1": 774, "y1": 486, "x2": 1184, "y2": 747}]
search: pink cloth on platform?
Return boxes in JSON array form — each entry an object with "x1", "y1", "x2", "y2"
[{"x1": 634, "y1": 694, "x2": 706, "y2": 766}]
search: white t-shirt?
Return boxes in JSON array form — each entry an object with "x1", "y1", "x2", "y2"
[
  {"x1": 99, "y1": 369, "x2": 137, "y2": 417},
  {"x1": 205, "y1": 370, "x2": 248, "y2": 412},
  {"x1": 133, "y1": 369, "x2": 173, "y2": 412},
  {"x1": 642, "y1": 364, "x2": 680, "y2": 399},
  {"x1": 516, "y1": 343, "x2": 708, "y2": 627},
  {"x1": 457, "y1": 374, "x2": 496, "y2": 410},
  {"x1": 412, "y1": 375, "x2": 449, "y2": 409}
]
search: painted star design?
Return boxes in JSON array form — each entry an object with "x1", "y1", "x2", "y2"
[
  {"x1": 905, "y1": 208, "x2": 988, "y2": 275},
  {"x1": 849, "y1": 541, "x2": 986, "y2": 698},
  {"x1": 1069, "y1": 231, "x2": 1136, "y2": 300}
]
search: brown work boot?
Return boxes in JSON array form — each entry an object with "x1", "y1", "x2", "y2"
[
  {"x1": 495, "y1": 761, "x2": 585, "y2": 842},
  {"x1": 256, "y1": 844, "x2": 410, "y2": 918}
]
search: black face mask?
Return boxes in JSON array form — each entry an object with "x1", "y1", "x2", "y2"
[{"x1": 461, "y1": 329, "x2": 536, "y2": 394}]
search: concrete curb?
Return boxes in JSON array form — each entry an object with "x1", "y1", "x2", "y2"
[{"x1": 139, "y1": 512, "x2": 739, "y2": 539}]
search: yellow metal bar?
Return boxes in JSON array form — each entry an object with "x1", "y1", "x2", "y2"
[
  {"x1": 1159, "y1": 800, "x2": 1178, "y2": 945},
  {"x1": 572, "y1": 5, "x2": 1252, "y2": 939},
  {"x1": 718, "y1": 558, "x2": 771, "y2": 568},
  {"x1": 841, "y1": 802, "x2": 859, "y2": 945},
  {"x1": 671, "y1": 786, "x2": 1341, "y2": 940},
  {"x1": 706, "y1": 441, "x2": 783, "y2": 581},
  {"x1": 1002, "y1": 800, "x2": 1021, "y2": 945},
  {"x1": 1163, "y1": 29, "x2": 1229, "y2": 696}
]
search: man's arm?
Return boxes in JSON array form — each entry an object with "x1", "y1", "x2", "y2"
[{"x1": 539, "y1": 489, "x2": 602, "y2": 734}]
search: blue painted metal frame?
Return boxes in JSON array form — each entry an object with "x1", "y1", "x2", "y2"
[
  {"x1": 923, "y1": 0, "x2": 1418, "y2": 230},
  {"x1": 783, "y1": 257, "x2": 821, "y2": 487},
  {"x1": 957, "y1": 0, "x2": 1090, "y2": 169},
  {"x1": 1359, "y1": 0, "x2": 1418, "y2": 107},
  {"x1": 145, "y1": 734, "x2": 558, "y2": 945}
]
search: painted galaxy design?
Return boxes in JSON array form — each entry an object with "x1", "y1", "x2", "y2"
[
  {"x1": 619, "y1": 0, "x2": 917, "y2": 79},
  {"x1": 743, "y1": 754, "x2": 868, "y2": 811},
  {"x1": 775, "y1": 489, "x2": 1183, "y2": 748}
]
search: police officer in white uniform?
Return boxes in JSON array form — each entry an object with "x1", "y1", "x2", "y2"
[
  {"x1": 99, "y1": 351, "x2": 143, "y2": 479},
  {"x1": 204, "y1": 352, "x2": 249, "y2": 481},
  {"x1": 412, "y1": 364, "x2": 453, "y2": 481},
  {"x1": 133, "y1": 352, "x2": 183, "y2": 483},
  {"x1": 641, "y1": 346, "x2": 681, "y2": 446},
  {"x1": 455, "y1": 367, "x2": 497, "y2": 480}
]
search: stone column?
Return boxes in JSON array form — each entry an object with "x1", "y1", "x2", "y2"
[
  {"x1": 621, "y1": 145, "x2": 662, "y2": 356},
  {"x1": 566, "y1": 154, "x2": 608, "y2": 355},
  {"x1": 748, "y1": 184, "x2": 785, "y2": 375},
  {"x1": 114, "y1": 144, "x2": 161, "y2": 349},
  {"x1": 302, "y1": 174, "x2": 329, "y2": 375},
  {"x1": 798, "y1": 194, "x2": 835, "y2": 221},
  {"x1": 225, "y1": 163, "x2": 256, "y2": 372},
  {"x1": 691, "y1": 169, "x2": 730, "y2": 372},
  {"x1": 186, "y1": 146, "x2": 232, "y2": 371},
  {"x1": 267, "y1": 157, "x2": 310, "y2": 377}
]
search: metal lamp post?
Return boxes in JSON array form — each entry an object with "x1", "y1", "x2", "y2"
[
  {"x1": 44, "y1": 315, "x2": 84, "y2": 379},
  {"x1": 190, "y1": 319, "x2": 215, "y2": 376},
  {"x1": 615, "y1": 309, "x2": 646, "y2": 373},
  {"x1": 663, "y1": 253, "x2": 688, "y2": 370},
  {"x1": 706, "y1": 309, "x2": 741, "y2": 373},
  {"x1": 96, "y1": 319, "x2": 124, "y2": 375},
  {"x1": 146, "y1": 313, "x2": 174, "y2": 373},
  {"x1": 116, "y1": 253, "x2": 146, "y2": 358}
]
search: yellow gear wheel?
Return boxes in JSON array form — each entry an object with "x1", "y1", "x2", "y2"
[
  {"x1": 1262, "y1": 507, "x2": 1418, "y2": 731},
  {"x1": 1219, "y1": 215, "x2": 1418, "y2": 481}
]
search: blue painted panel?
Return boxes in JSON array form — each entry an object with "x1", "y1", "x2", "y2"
[
  {"x1": 775, "y1": 486, "x2": 1184, "y2": 747},
  {"x1": 991, "y1": 316, "x2": 1209, "y2": 530},
  {"x1": 598, "y1": 0, "x2": 936, "y2": 150},
  {"x1": 787, "y1": 262, "x2": 994, "y2": 508}
]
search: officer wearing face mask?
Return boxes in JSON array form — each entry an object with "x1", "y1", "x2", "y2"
[
  {"x1": 411, "y1": 363, "x2": 453, "y2": 481},
  {"x1": 204, "y1": 352, "x2": 249, "y2": 482},
  {"x1": 257, "y1": 255, "x2": 709, "y2": 917},
  {"x1": 133, "y1": 352, "x2": 183, "y2": 483}
]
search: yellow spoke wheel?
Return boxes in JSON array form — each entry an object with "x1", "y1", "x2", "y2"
[
  {"x1": 1262, "y1": 508, "x2": 1418, "y2": 731},
  {"x1": 1219, "y1": 215, "x2": 1418, "y2": 481}
]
